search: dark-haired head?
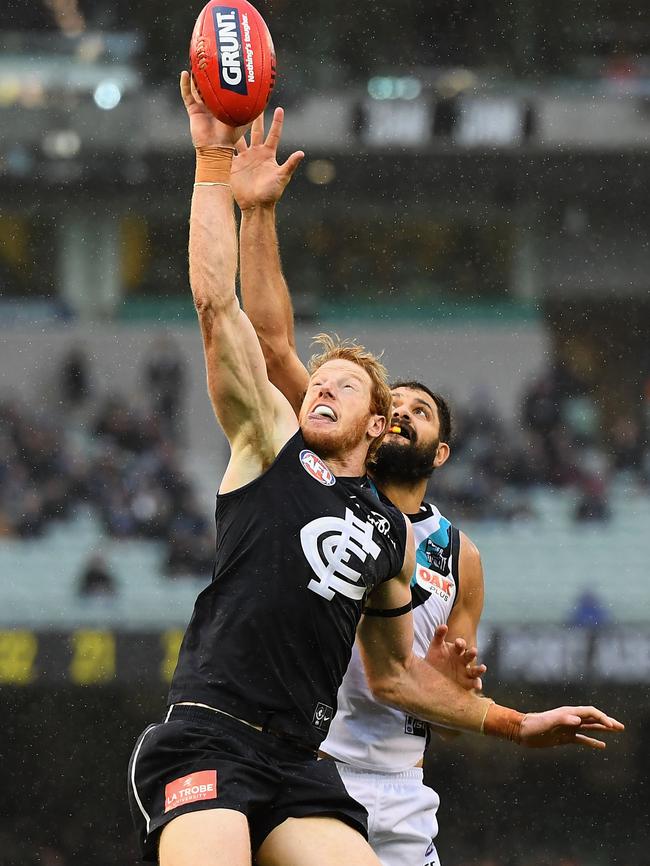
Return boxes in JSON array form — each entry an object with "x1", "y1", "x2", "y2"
[
  {"x1": 389, "y1": 381, "x2": 452, "y2": 444},
  {"x1": 369, "y1": 382, "x2": 452, "y2": 485}
]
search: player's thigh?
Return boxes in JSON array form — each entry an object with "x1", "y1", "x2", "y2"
[
  {"x1": 159, "y1": 808, "x2": 251, "y2": 866},
  {"x1": 256, "y1": 815, "x2": 382, "y2": 866}
]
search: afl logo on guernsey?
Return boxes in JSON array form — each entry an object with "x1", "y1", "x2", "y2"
[
  {"x1": 212, "y1": 7, "x2": 248, "y2": 95},
  {"x1": 300, "y1": 450, "x2": 336, "y2": 486}
]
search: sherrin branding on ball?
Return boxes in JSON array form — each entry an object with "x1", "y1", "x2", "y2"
[{"x1": 190, "y1": 0, "x2": 276, "y2": 126}]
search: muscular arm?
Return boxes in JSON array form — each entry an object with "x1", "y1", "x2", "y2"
[
  {"x1": 426, "y1": 532, "x2": 485, "y2": 739},
  {"x1": 358, "y1": 523, "x2": 489, "y2": 731},
  {"x1": 239, "y1": 206, "x2": 309, "y2": 415},
  {"x1": 357, "y1": 525, "x2": 623, "y2": 746},
  {"x1": 232, "y1": 111, "x2": 309, "y2": 415},
  {"x1": 445, "y1": 531, "x2": 484, "y2": 648},
  {"x1": 182, "y1": 74, "x2": 297, "y2": 492},
  {"x1": 357, "y1": 555, "x2": 493, "y2": 734}
]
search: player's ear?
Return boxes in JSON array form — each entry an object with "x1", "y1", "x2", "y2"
[
  {"x1": 434, "y1": 441, "x2": 450, "y2": 468},
  {"x1": 367, "y1": 414, "x2": 386, "y2": 439}
]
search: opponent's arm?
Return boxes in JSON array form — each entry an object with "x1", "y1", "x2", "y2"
[
  {"x1": 445, "y1": 532, "x2": 484, "y2": 650},
  {"x1": 181, "y1": 73, "x2": 298, "y2": 490},
  {"x1": 357, "y1": 537, "x2": 494, "y2": 735},
  {"x1": 232, "y1": 110, "x2": 310, "y2": 415},
  {"x1": 427, "y1": 532, "x2": 485, "y2": 738},
  {"x1": 359, "y1": 522, "x2": 490, "y2": 730},
  {"x1": 357, "y1": 526, "x2": 623, "y2": 748}
]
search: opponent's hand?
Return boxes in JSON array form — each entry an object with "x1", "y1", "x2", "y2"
[
  {"x1": 180, "y1": 70, "x2": 251, "y2": 148},
  {"x1": 231, "y1": 108, "x2": 304, "y2": 211},
  {"x1": 519, "y1": 706, "x2": 624, "y2": 749},
  {"x1": 424, "y1": 624, "x2": 486, "y2": 692}
]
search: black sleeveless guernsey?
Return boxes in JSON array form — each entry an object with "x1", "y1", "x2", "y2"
[{"x1": 168, "y1": 431, "x2": 408, "y2": 750}]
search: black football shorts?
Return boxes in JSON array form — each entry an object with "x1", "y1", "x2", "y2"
[{"x1": 127, "y1": 704, "x2": 368, "y2": 861}]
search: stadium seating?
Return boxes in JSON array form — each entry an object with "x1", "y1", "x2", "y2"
[{"x1": 3, "y1": 482, "x2": 647, "y2": 628}]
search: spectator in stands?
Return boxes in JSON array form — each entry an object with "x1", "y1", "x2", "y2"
[
  {"x1": 522, "y1": 371, "x2": 567, "y2": 483},
  {"x1": 574, "y1": 474, "x2": 610, "y2": 522},
  {"x1": 567, "y1": 589, "x2": 610, "y2": 628},
  {"x1": 58, "y1": 344, "x2": 92, "y2": 408},
  {"x1": 77, "y1": 554, "x2": 117, "y2": 598},
  {"x1": 610, "y1": 415, "x2": 643, "y2": 471},
  {"x1": 523, "y1": 373, "x2": 561, "y2": 438},
  {"x1": 0, "y1": 397, "x2": 74, "y2": 536},
  {"x1": 143, "y1": 332, "x2": 186, "y2": 441},
  {"x1": 94, "y1": 395, "x2": 157, "y2": 453}
]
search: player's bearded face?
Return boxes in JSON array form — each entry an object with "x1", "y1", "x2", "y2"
[
  {"x1": 371, "y1": 429, "x2": 440, "y2": 483},
  {"x1": 370, "y1": 387, "x2": 443, "y2": 483}
]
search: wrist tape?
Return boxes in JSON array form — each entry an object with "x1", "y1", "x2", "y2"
[
  {"x1": 481, "y1": 702, "x2": 525, "y2": 743},
  {"x1": 195, "y1": 146, "x2": 235, "y2": 185}
]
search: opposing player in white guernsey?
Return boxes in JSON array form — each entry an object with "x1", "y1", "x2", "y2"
[{"x1": 320, "y1": 381, "x2": 477, "y2": 866}]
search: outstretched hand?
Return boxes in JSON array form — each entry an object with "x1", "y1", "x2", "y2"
[
  {"x1": 425, "y1": 624, "x2": 486, "y2": 692},
  {"x1": 231, "y1": 108, "x2": 305, "y2": 211},
  {"x1": 520, "y1": 707, "x2": 624, "y2": 749},
  {"x1": 180, "y1": 70, "x2": 252, "y2": 148}
]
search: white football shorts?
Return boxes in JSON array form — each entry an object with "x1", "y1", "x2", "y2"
[{"x1": 336, "y1": 762, "x2": 441, "y2": 866}]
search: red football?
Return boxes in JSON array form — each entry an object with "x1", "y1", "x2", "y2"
[{"x1": 189, "y1": 0, "x2": 276, "y2": 126}]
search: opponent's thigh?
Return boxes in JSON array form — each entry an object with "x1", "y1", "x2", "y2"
[
  {"x1": 159, "y1": 808, "x2": 251, "y2": 866},
  {"x1": 256, "y1": 816, "x2": 382, "y2": 866}
]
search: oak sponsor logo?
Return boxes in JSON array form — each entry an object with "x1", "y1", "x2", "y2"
[
  {"x1": 414, "y1": 564, "x2": 454, "y2": 602},
  {"x1": 164, "y1": 770, "x2": 217, "y2": 813},
  {"x1": 212, "y1": 7, "x2": 248, "y2": 95},
  {"x1": 299, "y1": 449, "x2": 336, "y2": 486}
]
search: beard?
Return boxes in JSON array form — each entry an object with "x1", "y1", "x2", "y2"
[
  {"x1": 370, "y1": 436, "x2": 439, "y2": 484},
  {"x1": 301, "y1": 413, "x2": 373, "y2": 462}
]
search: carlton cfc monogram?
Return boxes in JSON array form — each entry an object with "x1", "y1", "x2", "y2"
[{"x1": 300, "y1": 508, "x2": 381, "y2": 600}]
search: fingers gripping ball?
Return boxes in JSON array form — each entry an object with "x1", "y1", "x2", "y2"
[{"x1": 190, "y1": 0, "x2": 276, "y2": 126}]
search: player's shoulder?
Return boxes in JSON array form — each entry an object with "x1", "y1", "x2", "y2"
[
  {"x1": 459, "y1": 529, "x2": 481, "y2": 563},
  {"x1": 457, "y1": 530, "x2": 483, "y2": 600}
]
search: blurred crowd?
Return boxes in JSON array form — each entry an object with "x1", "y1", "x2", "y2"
[
  {"x1": 0, "y1": 338, "x2": 214, "y2": 582},
  {"x1": 431, "y1": 363, "x2": 650, "y2": 523},
  {"x1": 1, "y1": 344, "x2": 649, "y2": 588}
]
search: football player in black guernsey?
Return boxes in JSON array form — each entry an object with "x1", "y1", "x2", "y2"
[{"x1": 126, "y1": 74, "x2": 623, "y2": 866}]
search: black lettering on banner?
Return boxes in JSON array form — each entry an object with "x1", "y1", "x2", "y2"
[{"x1": 212, "y1": 7, "x2": 248, "y2": 95}]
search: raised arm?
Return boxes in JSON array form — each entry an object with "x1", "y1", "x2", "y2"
[
  {"x1": 181, "y1": 73, "x2": 298, "y2": 491},
  {"x1": 231, "y1": 109, "x2": 310, "y2": 416}
]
